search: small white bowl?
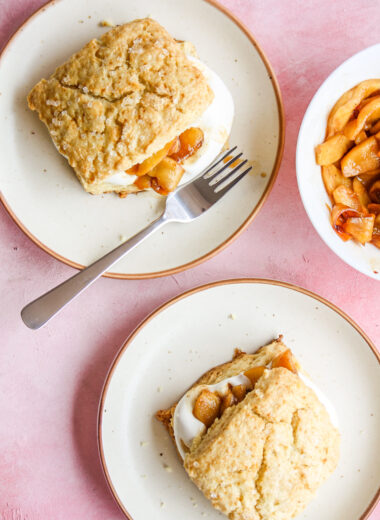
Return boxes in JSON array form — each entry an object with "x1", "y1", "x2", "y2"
[{"x1": 296, "y1": 44, "x2": 380, "y2": 280}]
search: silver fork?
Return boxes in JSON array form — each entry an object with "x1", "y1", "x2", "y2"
[{"x1": 21, "y1": 147, "x2": 251, "y2": 329}]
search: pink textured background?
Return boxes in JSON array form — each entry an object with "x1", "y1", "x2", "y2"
[{"x1": 0, "y1": 0, "x2": 378, "y2": 518}]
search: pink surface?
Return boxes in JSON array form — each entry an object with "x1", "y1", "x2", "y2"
[{"x1": 0, "y1": 0, "x2": 378, "y2": 518}]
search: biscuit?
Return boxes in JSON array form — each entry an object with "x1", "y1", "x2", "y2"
[
  {"x1": 156, "y1": 338, "x2": 340, "y2": 520},
  {"x1": 27, "y1": 18, "x2": 213, "y2": 195}
]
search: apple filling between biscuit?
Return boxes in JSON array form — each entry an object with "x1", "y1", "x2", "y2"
[
  {"x1": 193, "y1": 350, "x2": 297, "y2": 427},
  {"x1": 123, "y1": 127, "x2": 204, "y2": 196},
  {"x1": 173, "y1": 349, "x2": 338, "y2": 459}
]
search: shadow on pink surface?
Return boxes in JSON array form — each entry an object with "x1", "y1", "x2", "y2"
[{"x1": 71, "y1": 325, "x2": 135, "y2": 518}]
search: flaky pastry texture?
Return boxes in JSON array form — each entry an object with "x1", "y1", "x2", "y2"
[{"x1": 27, "y1": 18, "x2": 213, "y2": 194}]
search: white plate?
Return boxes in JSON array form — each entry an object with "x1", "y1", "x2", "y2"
[
  {"x1": 99, "y1": 279, "x2": 380, "y2": 520},
  {"x1": 0, "y1": 0, "x2": 284, "y2": 279},
  {"x1": 296, "y1": 44, "x2": 380, "y2": 281}
]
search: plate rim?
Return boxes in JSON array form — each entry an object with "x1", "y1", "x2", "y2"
[
  {"x1": 0, "y1": 0, "x2": 285, "y2": 279},
  {"x1": 296, "y1": 43, "x2": 380, "y2": 281},
  {"x1": 97, "y1": 277, "x2": 379, "y2": 520}
]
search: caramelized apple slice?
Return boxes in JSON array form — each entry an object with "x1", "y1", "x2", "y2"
[
  {"x1": 330, "y1": 204, "x2": 362, "y2": 241},
  {"x1": 244, "y1": 366, "x2": 266, "y2": 386},
  {"x1": 126, "y1": 164, "x2": 139, "y2": 175},
  {"x1": 355, "y1": 95, "x2": 379, "y2": 112},
  {"x1": 220, "y1": 386, "x2": 236, "y2": 415},
  {"x1": 134, "y1": 174, "x2": 151, "y2": 191},
  {"x1": 322, "y1": 165, "x2": 352, "y2": 197},
  {"x1": 315, "y1": 134, "x2": 352, "y2": 166},
  {"x1": 341, "y1": 136, "x2": 380, "y2": 177},
  {"x1": 342, "y1": 215, "x2": 375, "y2": 244},
  {"x1": 231, "y1": 384, "x2": 247, "y2": 402},
  {"x1": 369, "y1": 120, "x2": 380, "y2": 135},
  {"x1": 355, "y1": 130, "x2": 368, "y2": 145},
  {"x1": 372, "y1": 214, "x2": 380, "y2": 248},
  {"x1": 150, "y1": 157, "x2": 185, "y2": 193},
  {"x1": 368, "y1": 203, "x2": 380, "y2": 214},
  {"x1": 327, "y1": 80, "x2": 380, "y2": 136},
  {"x1": 343, "y1": 119, "x2": 358, "y2": 140},
  {"x1": 353, "y1": 177, "x2": 371, "y2": 207},
  {"x1": 369, "y1": 180, "x2": 380, "y2": 203},
  {"x1": 326, "y1": 86, "x2": 356, "y2": 137},
  {"x1": 168, "y1": 137, "x2": 180, "y2": 156},
  {"x1": 351, "y1": 95, "x2": 380, "y2": 139},
  {"x1": 356, "y1": 169, "x2": 380, "y2": 188},
  {"x1": 333, "y1": 184, "x2": 362, "y2": 211},
  {"x1": 170, "y1": 127, "x2": 204, "y2": 162},
  {"x1": 272, "y1": 349, "x2": 298, "y2": 374},
  {"x1": 193, "y1": 389, "x2": 221, "y2": 427},
  {"x1": 371, "y1": 234, "x2": 380, "y2": 248},
  {"x1": 136, "y1": 139, "x2": 176, "y2": 176}
]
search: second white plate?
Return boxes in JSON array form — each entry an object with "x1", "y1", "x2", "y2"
[{"x1": 99, "y1": 279, "x2": 379, "y2": 520}]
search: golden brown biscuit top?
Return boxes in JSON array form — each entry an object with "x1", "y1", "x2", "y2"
[
  {"x1": 185, "y1": 368, "x2": 340, "y2": 520},
  {"x1": 27, "y1": 18, "x2": 213, "y2": 187}
]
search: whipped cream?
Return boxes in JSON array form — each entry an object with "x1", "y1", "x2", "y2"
[
  {"x1": 173, "y1": 369, "x2": 338, "y2": 460},
  {"x1": 105, "y1": 172, "x2": 137, "y2": 186},
  {"x1": 299, "y1": 373, "x2": 339, "y2": 429},
  {"x1": 179, "y1": 57, "x2": 234, "y2": 182}
]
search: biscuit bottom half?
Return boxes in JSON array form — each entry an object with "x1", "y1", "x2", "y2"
[{"x1": 156, "y1": 337, "x2": 340, "y2": 520}]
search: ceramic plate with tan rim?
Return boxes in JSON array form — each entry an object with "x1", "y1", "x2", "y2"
[
  {"x1": 0, "y1": 0, "x2": 283, "y2": 279},
  {"x1": 98, "y1": 279, "x2": 379, "y2": 520}
]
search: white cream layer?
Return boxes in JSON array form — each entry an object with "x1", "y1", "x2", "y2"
[
  {"x1": 173, "y1": 369, "x2": 338, "y2": 460},
  {"x1": 180, "y1": 57, "x2": 234, "y2": 182},
  {"x1": 102, "y1": 57, "x2": 234, "y2": 189},
  {"x1": 105, "y1": 172, "x2": 137, "y2": 186},
  {"x1": 299, "y1": 373, "x2": 339, "y2": 429}
]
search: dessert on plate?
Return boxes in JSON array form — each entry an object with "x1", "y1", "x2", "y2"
[
  {"x1": 27, "y1": 18, "x2": 234, "y2": 196},
  {"x1": 156, "y1": 337, "x2": 340, "y2": 520}
]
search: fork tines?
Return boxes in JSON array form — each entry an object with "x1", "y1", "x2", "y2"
[{"x1": 202, "y1": 147, "x2": 252, "y2": 194}]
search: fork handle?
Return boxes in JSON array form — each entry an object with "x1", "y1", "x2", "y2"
[{"x1": 21, "y1": 215, "x2": 166, "y2": 330}]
